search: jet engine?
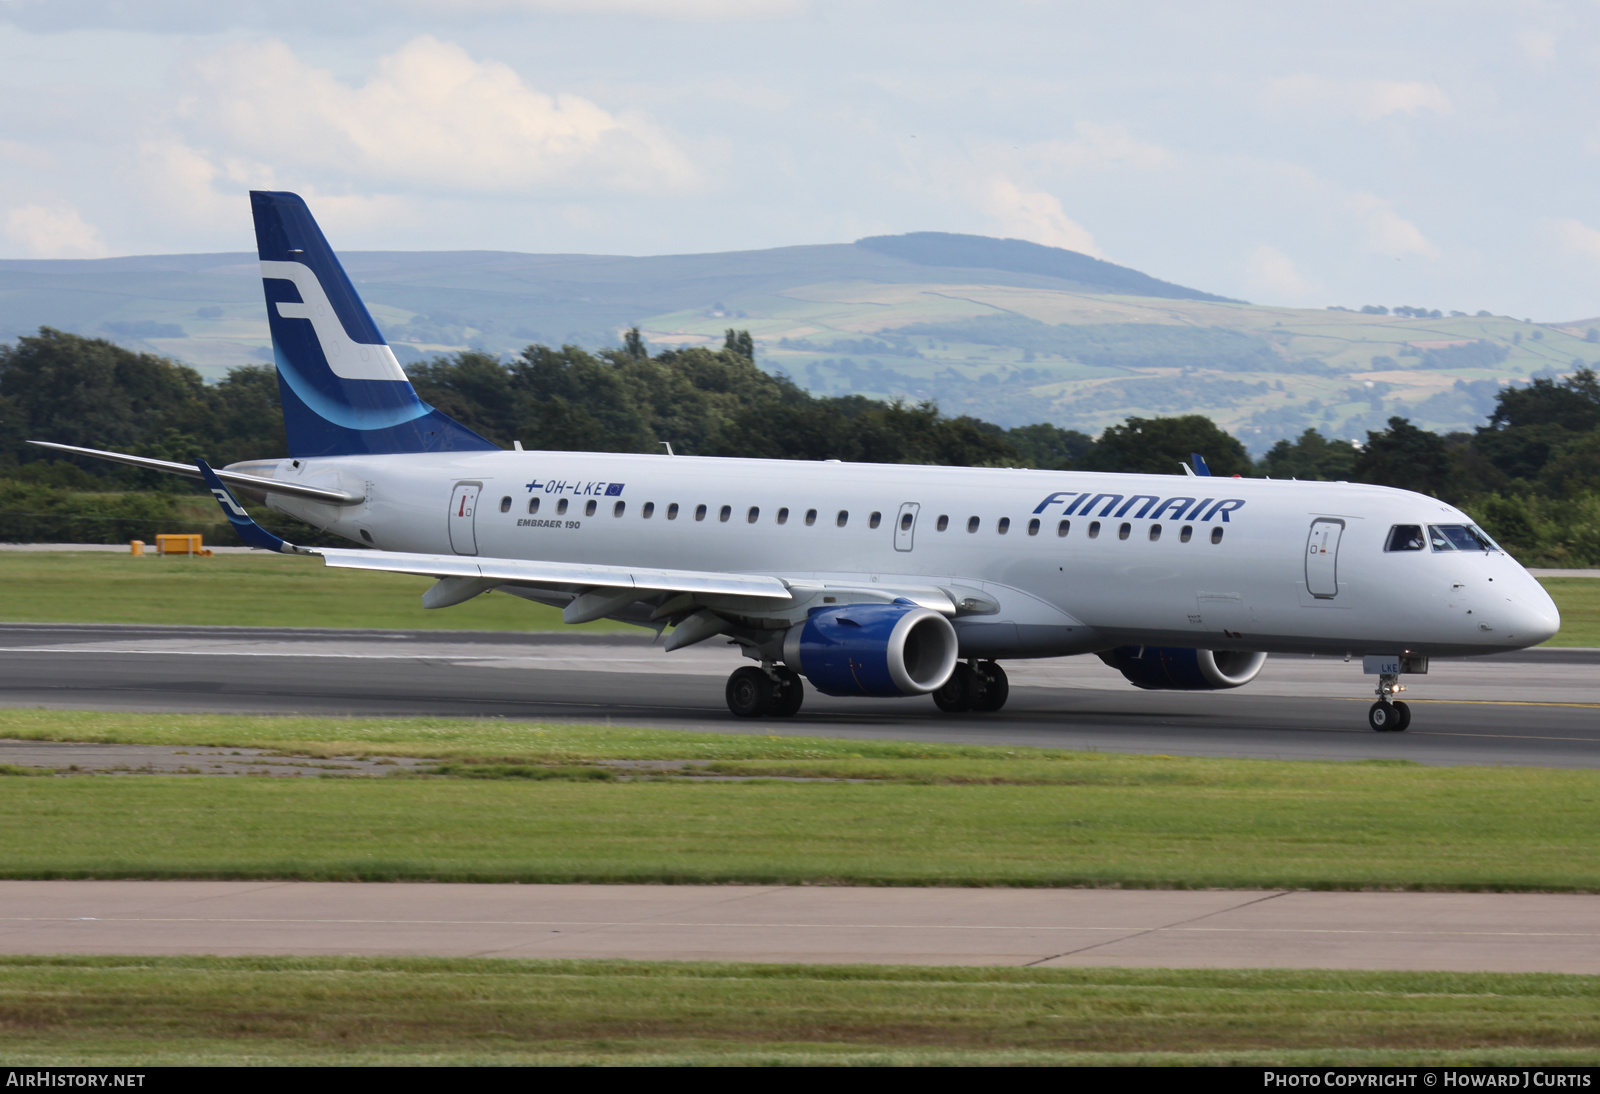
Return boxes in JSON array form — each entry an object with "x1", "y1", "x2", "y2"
[
  {"x1": 781, "y1": 601, "x2": 959, "y2": 697},
  {"x1": 1101, "y1": 646, "x2": 1267, "y2": 690}
]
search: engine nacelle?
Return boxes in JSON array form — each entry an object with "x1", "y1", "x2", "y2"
[
  {"x1": 782, "y1": 601, "x2": 959, "y2": 697},
  {"x1": 1101, "y1": 646, "x2": 1267, "y2": 691}
]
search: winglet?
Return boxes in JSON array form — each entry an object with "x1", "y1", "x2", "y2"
[
  {"x1": 196, "y1": 459, "x2": 316, "y2": 554},
  {"x1": 1190, "y1": 453, "x2": 1212, "y2": 477}
]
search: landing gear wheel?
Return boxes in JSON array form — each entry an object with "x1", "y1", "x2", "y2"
[
  {"x1": 1368, "y1": 701, "x2": 1403, "y2": 732},
  {"x1": 726, "y1": 666, "x2": 774, "y2": 718},
  {"x1": 769, "y1": 667, "x2": 804, "y2": 718},
  {"x1": 970, "y1": 661, "x2": 1010, "y2": 713},
  {"x1": 931, "y1": 662, "x2": 975, "y2": 713},
  {"x1": 1392, "y1": 700, "x2": 1411, "y2": 732}
]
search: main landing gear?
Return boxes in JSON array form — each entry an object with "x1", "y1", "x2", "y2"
[
  {"x1": 932, "y1": 660, "x2": 1009, "y2": 714},
  {"x1": 1367, "y1": 671, "x2": 1411, "y2": 732},
  {"x1": 726, "y1": 665, "x2": 804, "y2": 719}
]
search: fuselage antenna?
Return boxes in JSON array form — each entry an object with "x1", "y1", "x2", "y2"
[{"x1": 661, "y1": 441, "x2": 675, "y2": 456}]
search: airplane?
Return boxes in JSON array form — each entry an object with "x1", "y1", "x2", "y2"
[{"x1": 33, "y1": 191, "x2": 1562, "y2": 733}]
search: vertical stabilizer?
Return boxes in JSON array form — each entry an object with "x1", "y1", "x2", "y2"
[{"x1": 250, "y1": 191, "x2": 497, "y2": 457}]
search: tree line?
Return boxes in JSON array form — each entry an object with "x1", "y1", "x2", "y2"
[{"x1": 2, "y1": 326, "x2": 1598, "y2": 563}]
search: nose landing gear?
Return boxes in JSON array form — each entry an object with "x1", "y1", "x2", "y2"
[{"x1": 1367, "y1": 671, "x2": 1411, "y2": 732}]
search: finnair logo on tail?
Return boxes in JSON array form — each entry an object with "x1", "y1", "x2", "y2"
[
  {"x1": 211, "y1": 488, "x2": 249, "y2": 519},
  {"x1": 261, "y1": 260, "x2": 408, "y2": 383}
]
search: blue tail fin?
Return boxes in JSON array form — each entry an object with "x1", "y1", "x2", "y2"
[{"x1": 250, "y1": 191, "x2": 497, "y2": 457}]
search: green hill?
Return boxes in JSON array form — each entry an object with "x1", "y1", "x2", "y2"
[{"x1": 2, "y1": 235, "x2": 1591, "y2": 452}]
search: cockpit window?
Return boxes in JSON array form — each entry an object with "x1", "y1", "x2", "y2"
[
  {"x1": 1428, "y1": 524, "x2": 1499, "y2": 552},
  {"x1": 1385, "y1": 525, "x2": 1425, "y2": 552}
]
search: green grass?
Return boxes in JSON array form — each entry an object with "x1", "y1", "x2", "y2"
[
  {"x1": 1542, "y1": 577, "x2": 1600, "y2": 646},
  {"x1": 0, "y1": 553, "x2": 1595, "y2": 645},
  {"x1": 0, "y1": 551, "x2": 629, "y2": 631},
  {"x1": 1, "y1": 957, "x2": 1595, "y2": 1065},
  {"x1": 2, "y1": 712, "x2": 1599, "y2": 890}
]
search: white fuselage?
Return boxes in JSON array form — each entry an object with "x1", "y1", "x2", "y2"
[{"x1": 245, "y1": 450, "x2": 1562, "y2": 660}]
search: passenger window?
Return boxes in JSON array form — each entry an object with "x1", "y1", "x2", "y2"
[
  {"x1": 747, "y1": 506, "x2": 759, "y2": 523},
  {"x1": 1211, "y1": 527, "x2": 1224, "y2": 544},
  {"x1": 528, "y1": 497, "x2": 540, "y2": 515},
  {"x1": 667, "y1": 503, "x2": 679, "y2": 520},
  {"x1": 997, "y1": 517, "x2": 1010, "y2": 534},
  {"x1": 499, "y1": 496, "x2": 511, "y2": 513},
  {"x1": 642, "y1": 502, "x2": 654, "y2": 518},
  {"x1": 777, "y1": 507, "x2": 789, "y2": 525},
  {"x1": 611, "y1": 501, "x2": 623, "y2": 517},
  {"x1": 836, "y1": 510, "x2": 849, "y2": 527},
  {"x1": 936, "y1": 514, "x2": 949, "y2": 531},
  {"x1": 1149, "y1": 524, "x2": 1161, "y2": 541},
  {"x1": 1386, "y1": 525, "x2": 1425, "y2": 552},
  {"x1": 719, "y1": 505, "x2": 731, "y2": 522},
  {"x1": 870, "y1": 511, "x2": 882, "y2": 529},
  {"x1": 585, "y1": 499, "x2": 597, "y2": 517},
  {"x1": 1179, "y1": 524, "x2": 1192, "y2": 542},
  {"x1": 1118, "y1": 522, "x2": 1131, "y2": 540},
  {"x1": 1057, "y1": 519, "x2": 1070, "y2": 537},
  {"x1": 1088, "y1": 521, "x2": 1101, "y2": 539},
  {"x1": 805, "y1": 508, "x2": 817, "y2": 526},
  {"x1": 967, "y1": 516, "x2": 980, "y2": 533},
  {"x1": 695, "y1": 504, "x2": 707, "y2": 521},
  {"x1": 557, "y1": 498, "x2": 569, "y2": 516},
  {"x1": 901, "y1": 513, "x2": 914, "y2": 531},
  {"x1": 1027, "y1": 518, "x2": 1040, "y2": 536}
]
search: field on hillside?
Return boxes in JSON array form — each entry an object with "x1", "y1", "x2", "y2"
[{"x1": 5, "y1": 243, "x2": 1591, "y2": 451}]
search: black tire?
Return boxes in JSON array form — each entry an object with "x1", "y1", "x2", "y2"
[
  {"x1": 932, "y1": 662, "x2": 975, "y2": 713},
  {"x1": 1368, "y1": 701, "x2": 1400, "y2": 732},
  {"x1": 1392, "y1": 700, "x2": 1411, "y2": 732},
  {"x1": 970, "y1": 661, "x2": 1010, "y2": 712},
  {"x1": 726, "y1": 666, "x2": 774, "y2": 718},
  {"x1": 770, "y1": 668, "x2": 804, "y2": 717}
]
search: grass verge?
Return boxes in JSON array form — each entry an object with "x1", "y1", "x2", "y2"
[
  {"x1": 0, "y1": 957, "x2": 1596, "y2": 1066},
  {"x1": 0, "y1": 712, "x2": 1597, "y2": 890},
  {"x1": 0, "y1": 552, "x2": 1593, "y2": 645}
]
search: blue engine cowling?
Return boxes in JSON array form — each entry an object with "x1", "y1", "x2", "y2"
[
  {"x1": 782, "y1": 601, "x2": 959, "y2": 697},
  {"x1": 1101, "y1": 646, "x2": 1267, "y2": 690}
]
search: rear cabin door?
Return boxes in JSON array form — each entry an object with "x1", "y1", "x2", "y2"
[
  {"x1": 449, "y1": 481, "x2": 481, "y2": 556},
  {"x1": 1305, "y1": 518, "x2": 1344, "y2": 599},
  {"x1": 894, "y1": 502, "x2": 920, "y2": 552}
]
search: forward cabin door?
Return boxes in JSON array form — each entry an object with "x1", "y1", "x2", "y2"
[
  {"x1": 1305, "y1": 518, "x2": 1344, "y2": 599},
  {"x1": 894, "y1": 502, "x2": 920, "y2": 552},
  {"x1": 449, "y1": 481, "x2": 481, "y2": 556}
]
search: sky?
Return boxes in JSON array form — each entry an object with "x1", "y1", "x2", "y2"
[{"x1": 0, "y1": 0, "x2": 1597, "y2": 320}]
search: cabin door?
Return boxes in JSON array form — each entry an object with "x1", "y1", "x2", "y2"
[
  {"x1": 1305, "y1": 518, "x2": 1344, "y2": 599},
  {"x1": 894, "y1": 502, "x2": 920, "y2": 552},
  {"x1": 448, "y1": 481, "x2": 481, "y2": 556}
]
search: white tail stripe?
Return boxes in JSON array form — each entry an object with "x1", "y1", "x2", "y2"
[{"x1": 260, "y1": 260, "x2": 408, "y2": 383}]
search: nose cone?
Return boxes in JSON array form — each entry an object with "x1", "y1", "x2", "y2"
[{"x1": 1503, "y1": 573, "x2": 1561, "y2": 648}]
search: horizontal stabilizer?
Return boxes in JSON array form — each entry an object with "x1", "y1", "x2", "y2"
[{"x1": 32, "y1": 441, "x2": 360, "y2": 505}]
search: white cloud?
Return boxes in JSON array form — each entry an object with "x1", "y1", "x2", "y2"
[
  {"x1": 2, "y1": 203, "x2": 109, "y2": 258},
  {"x1": 1027, "y1": 123, "x2": 1171, "y2": 173},
  {"x1": 1345, "y1": 192, "x2": 1438, "y2": 259},
  {"x1": 978, "y1": 178, "x2": 1101, "y2": 257},
  {"x1": 1244, "y1": 244, "x2": 1315, "y2": 300},
  {"x1": 175, "y1": 36, "x2": 701, "y2": 197},
  {"x1": 1547, "y1": 217, "x2": 1600, "y2": 262},
  {"x1": 1517, "y1": 29, "x2": 1557, "y2": 62},
  {"x1": 1266, "y1": 76, "x2": 1453, "y2": 122},
  {"x1": 401, "y1": 0, "x2": 806, "y2": 15}
]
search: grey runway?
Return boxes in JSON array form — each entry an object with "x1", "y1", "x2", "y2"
[
  {"x1": 2, "y1": 881, "x2": 1598, "y2": 972},
  {"x1": 1, "y1": 623, "x2": 1596, "y2": 766}
]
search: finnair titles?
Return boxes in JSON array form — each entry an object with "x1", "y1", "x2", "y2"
[{"x1": 35, "y1": 192, "x2": 1561, "y2": 733}]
